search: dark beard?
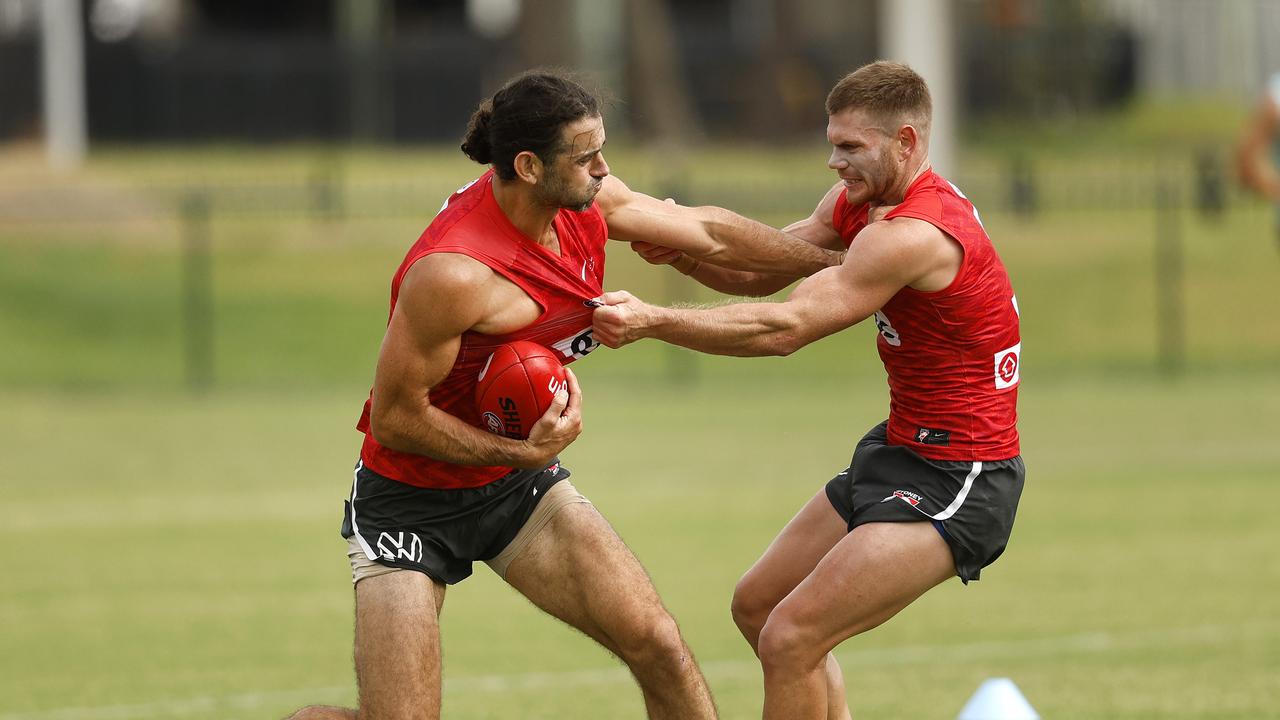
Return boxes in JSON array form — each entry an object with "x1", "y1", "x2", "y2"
[{"x1": 540, "y1": 178, "x2": 600, "y2": 212}]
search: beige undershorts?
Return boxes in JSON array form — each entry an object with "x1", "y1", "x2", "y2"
[{"x1": 346, "y1": 478, "x2": 591, "y2": 584}]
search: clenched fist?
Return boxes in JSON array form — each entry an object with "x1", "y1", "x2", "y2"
[{"x1": 591, "y1": 290, "x2": 657, "y2": 349}]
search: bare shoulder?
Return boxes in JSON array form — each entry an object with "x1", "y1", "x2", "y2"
[
  {"x1": 814, "y1": 181, "x2": 846, "y2": 220},
  {"x1": 849, "y1": 217, "x2": 960, "y2": 291},
  {"x1": 781, "y1": 182, "x2": 845, "y2": 249},
  {"x1": 856, "y1": 216, "x2": 946, "y2": 254},
  {"x1": 402, "y1": 252, "x2": 494, "y2": 295},
  {"x1": 396, "y1": 252, "x2": 496, "y2": 331}
]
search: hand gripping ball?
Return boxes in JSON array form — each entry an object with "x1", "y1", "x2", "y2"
[{"x1": 475, "y1": 340, "x2": 567, "y2": 439}]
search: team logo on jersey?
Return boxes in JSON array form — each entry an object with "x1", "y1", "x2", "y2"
[
  {"x1": 551, "y1": 326, "x2": 599, "y2": 360},
  {"x1": 376, "y1": 531, "x2": 423, "y2": 564},
  {"x1": 914, "y1": 427, "x2": 951, "y2": 446},
  {"x1": 994, "y1": 341, "x2": 1021, "y2": 389},
  {"x1": 873, "y1": 310, "x2": 901, "y2": 347}
]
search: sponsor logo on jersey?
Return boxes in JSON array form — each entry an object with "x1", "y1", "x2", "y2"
[
  {"x1": 551, "y1": 326, "x2": 599, "y2": 360},
  {"x1": 873, "y1": 310, "x2": 901, "y2": 347},
  {"x1": 376, "y1": 531, "x2": 423, "y2": 563},
  {"x1": 882, "y1": 490, "x2": 924, "y2": 507},
  {"x1": 994, "y1": 341, "x2": 1021, "y2": 389}
]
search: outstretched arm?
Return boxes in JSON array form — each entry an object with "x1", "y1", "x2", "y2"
[
  {"x1": 596, "y1": 175, "x2": 844, "y2": 280},
  {"x1": 593, "y1": 217, "x2": 945, "y2": 357},
  {"x1": 626, "y1": 182, "x2": 869, "y2": 298},
  {"x1": 369, "y1": 254, "x2": 581, "y2": 469}
]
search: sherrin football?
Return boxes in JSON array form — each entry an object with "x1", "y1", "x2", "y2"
[{"x1": 475, "y1": 340, "x2": 567, "y2": 439}]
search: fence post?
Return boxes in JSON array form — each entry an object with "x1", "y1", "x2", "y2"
[
  {"x1": 1009, "y1": 155, "x2": 1038, "y2": 220},
  {"x1": 1154, "y1": 181, "x2": 1185, "y2": 376},
  {"x1": 1193, "y1": 148, "x2": 1225, "y2": 220},
  {"x1": 311, "y1": 163, "x2": 345, "y2": 222},
  {"x1": 182, "y1": 190, "x2": 214, "y2": 393}
]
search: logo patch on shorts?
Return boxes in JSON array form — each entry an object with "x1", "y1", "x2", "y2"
[
  {"x1": 376, "y1": 531, "x2": 423, "y2": 563},
  {"x1": 915, "y1": 427, "x2": 951, "y2": 446},
  {"x1": 883, "y1": 490, "x2": 923, "y2": 507}
]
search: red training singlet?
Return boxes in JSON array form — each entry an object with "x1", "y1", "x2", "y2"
[
  {"x1": 833, "y1": 169, "x2": 1021, "y2": 461},
  {"x1": 355, "y1": 170, "x2": 606, "y2": 489}
]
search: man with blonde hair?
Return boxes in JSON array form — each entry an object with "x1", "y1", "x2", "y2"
[{"x1": 595, "y1": 61, "x2": 1026, "y2": 719}]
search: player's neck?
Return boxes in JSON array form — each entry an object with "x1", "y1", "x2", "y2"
[
  {"x1": 884, "y1": 159, "x2": 931, "y2": 204},
  {"x1": 492, "y1": 177, "x2": 561, "y2": 251}
]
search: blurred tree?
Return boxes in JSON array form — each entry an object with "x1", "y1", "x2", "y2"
[
  {"x1": 336, "y1": 0, "x2": 388, "y2": 143},
  {"x1": 625, "y1": 0, "x2": 702, "y2": 147}
]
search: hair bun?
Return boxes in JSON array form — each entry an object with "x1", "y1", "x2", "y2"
[{"x1": 460, "y1": 102, "x2": 494, "y2": 164}]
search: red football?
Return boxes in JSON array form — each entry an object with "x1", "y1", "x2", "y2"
[{"x1": 475, "y1": 340, "x2": 567, "y2": 439}]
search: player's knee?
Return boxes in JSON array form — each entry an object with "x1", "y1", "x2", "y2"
[
  {"x1": 614, "y1": 611, "x2": 689, "y2": 671},
  {"x1": 730, "y1": 576, "x2": 773, "y2": 639},
  {"x1": 756, "y1": 614, "x2": 822, "y2": 676}
]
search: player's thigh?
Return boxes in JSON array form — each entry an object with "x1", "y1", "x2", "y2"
[
  {"x1": 353, "y1": 570, "x2": 447, "y2": 716},
  {"x1": 768, "y1": 521, "x2": 954, "y2": 653},
  {"x1": 502, "y1": 500, "x2": 666, "y2": 645},
  {"x1": 736, "y1": 489, "x2": 850, "y2": 612}
]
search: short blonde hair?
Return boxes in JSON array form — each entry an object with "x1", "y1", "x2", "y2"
[{"x1": 825, "y1": 61, "x2": 931, "y2": 135}]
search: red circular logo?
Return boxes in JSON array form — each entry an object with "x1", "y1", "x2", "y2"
[{"x1": 998, "y1": 353, "x2": 1019, "y2": 383}]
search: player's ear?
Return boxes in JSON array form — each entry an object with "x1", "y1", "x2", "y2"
[
  {"x1": 896, "y1": 124, "x2": 919, "y2": 161},
  {"x1": 513, "y1": 151, "x2": 543, "y2": 185}
]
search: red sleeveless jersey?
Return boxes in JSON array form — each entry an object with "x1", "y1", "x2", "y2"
[
  {"x1": 834, "y1": 169, "x2": 1021, "y2": 461},
  {"x1": 356, "y1": 170, "x2": 606, "y2": 489}
]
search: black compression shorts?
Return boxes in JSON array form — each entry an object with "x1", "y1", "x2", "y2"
[
  {"x1": 825, "y1": 421, "x2": 1025, "y2": 583},
  {"x1": 341, "y1": 458, "x2": 570, "y2": 585}
]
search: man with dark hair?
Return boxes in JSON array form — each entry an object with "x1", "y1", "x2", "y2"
[
  {"x1": 287, "y1": 70, "x2": 841, "y2": 720},
  {"x1": 593, "y1": 61, "x2": 1025, "y2": 719},
  {"x1": 1236, "y1": 71, "x2": 1280, "y2": 243}
]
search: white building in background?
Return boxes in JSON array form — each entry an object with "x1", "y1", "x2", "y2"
[{"x1": 1102, "y1": 0, "x2": 1280, "y2": 99}]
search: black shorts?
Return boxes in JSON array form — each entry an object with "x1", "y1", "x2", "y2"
[
  {"x1": 341, "y1": 459, "x2": 571, "y2": 585},
  {"x1": 825, "y1": 421, "x2": 1025, "y2": 583}
]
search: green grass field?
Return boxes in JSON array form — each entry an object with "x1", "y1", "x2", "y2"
[
  {"x1": 3, "y1": 374, "x2": 1278, "y2": 719},
  {"x1": 2, "y1": 129, "x2": 1279, "y2": 719}
]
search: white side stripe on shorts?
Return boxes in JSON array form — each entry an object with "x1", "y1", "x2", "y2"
[
  {"x1": 931, "y1": 462, "x2": 982, "y2": 521},
  {"x1": 349, "y1": 460, "x2": 378, "y2": 560}
]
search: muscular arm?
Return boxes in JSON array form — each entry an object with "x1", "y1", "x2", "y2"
[
  {"x1": 628, "y1": 182, "x2": 849, "y2": 297},
  {"x1": 369, "y1": 254, "x2": 580, "y2": 469},
  {"x1": 593, "y1": 218, "x2": 956, "y2": 357},
  {"x1": 1236, "y1": 95, "x2": 1280, "y2": 201},
  {"x1": 597, "y1": 175, "x2": 844, "y2": 281}
]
